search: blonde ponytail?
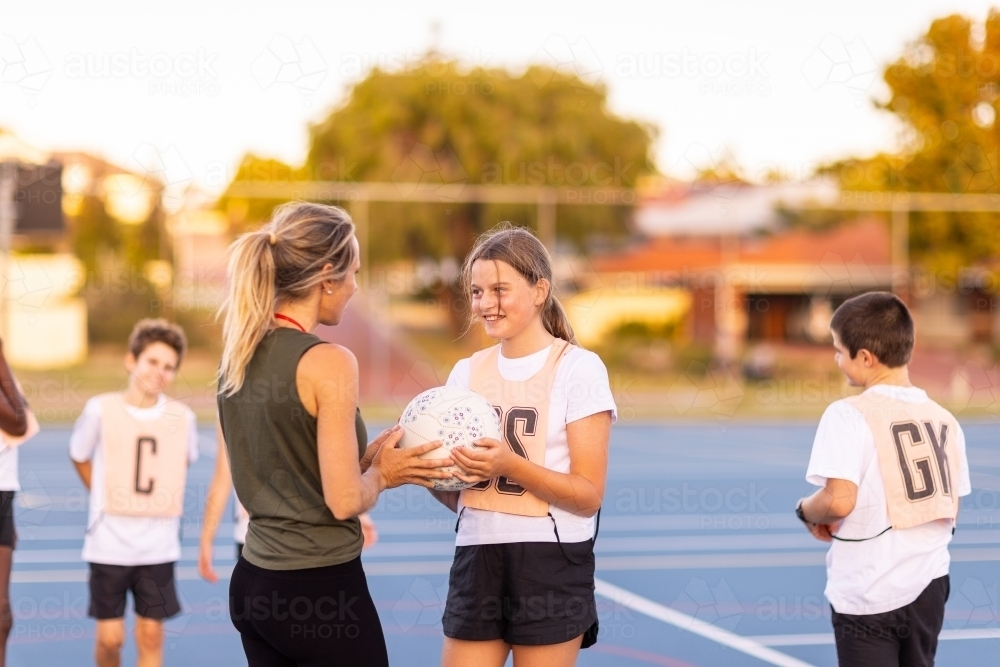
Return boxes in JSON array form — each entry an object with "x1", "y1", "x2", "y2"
[
  {"x1": 217, "y1": 202, "x2": 356, "y2": 396},
  {"x1": 218, "y1": 231, "x2": 277, "y2": 396}
]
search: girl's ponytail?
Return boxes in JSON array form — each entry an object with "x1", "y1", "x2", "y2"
[{"x1": 542, "y1": 294, "x2": 576, "y2": 345}]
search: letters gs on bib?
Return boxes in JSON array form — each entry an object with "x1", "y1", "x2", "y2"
[
  {"x1": 466, "y1": 406, "x2": 538, "y2": 496},
  {"x1": 891, "y1": 420, "x2": 953, "y2": 502}
]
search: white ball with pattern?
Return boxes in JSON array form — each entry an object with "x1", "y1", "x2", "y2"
[{"x1": 398, "y1": 386, "x2": 501, "y2": 492}]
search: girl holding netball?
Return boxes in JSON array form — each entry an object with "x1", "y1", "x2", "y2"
[
  {"x1": 432, "y1": 225, "x2": 616, "y2": 667},
  {"x1": 217, "y1": 202, "x2": 450, "y2": 666}
]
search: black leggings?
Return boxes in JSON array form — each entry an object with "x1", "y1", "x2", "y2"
[{"x1": 229, "y1": 556, "x2": 388, "y2": 667}]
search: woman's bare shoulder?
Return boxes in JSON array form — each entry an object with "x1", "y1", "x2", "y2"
[{"x1": 299, "y1": 343, "x2": 358, "y2": 380}]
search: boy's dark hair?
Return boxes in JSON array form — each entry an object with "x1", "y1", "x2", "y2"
[
  {"x1": 127, "y1": 319, "x2": 187, "y2": 368},
  {"x1": 830, "y1": 291, "x2": 914, "y2": 367}
]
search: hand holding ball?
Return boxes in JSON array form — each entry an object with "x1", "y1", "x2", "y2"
[{"x1": 398, "y1": 387, "x2": 501, "y2": 491}]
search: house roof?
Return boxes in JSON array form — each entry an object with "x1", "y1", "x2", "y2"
[
  {"x1": 593, "y1": 217, "x2": 892, "y2": 276},
  {"x1": 634, "y1": 179, "x2": 840, "y2": 236},
  {"x1": 0, "y1": 132, "x2": 48, "y2": 163}
]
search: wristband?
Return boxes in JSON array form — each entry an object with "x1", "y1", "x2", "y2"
[{"x1": 795, "y1": 500, "x2": 809, "y2": 524}]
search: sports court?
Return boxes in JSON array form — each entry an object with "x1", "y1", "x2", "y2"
[{"x1": 7, "y1": 420, "x2": 997, "y2": 666}]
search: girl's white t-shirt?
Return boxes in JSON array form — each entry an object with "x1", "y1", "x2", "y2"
[
  {"x1": 69, "y1": 395, "x2": 199, "y2": 566},
  {"x1": 447, "y1": 343, "x2": 617, "y2": 546},
  {"x1": 806, "y1": 384, "x2": 972, "y2": 616}
]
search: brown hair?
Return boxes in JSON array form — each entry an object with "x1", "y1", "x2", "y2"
[
  {"x1": 461, "y1": 224, "x2": 576, "y2": 344},
  {"x1": 128, "y1": 318, "x2": 187, "y2": 367},
  {"x1": 217, "y1": 202, "x2": 357, "y2": 395},
  {"x1": 830, "y1": 291, "x2": 914, "y2": 368}
]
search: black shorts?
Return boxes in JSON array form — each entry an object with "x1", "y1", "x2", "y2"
[
  {"x1": 88, "y1": 562, "x2": 181, "y2": 620},
  {"x1": 443, "y1": 541, "x2": 598, "y2": 647},
  {"x1": 832, "y1": 575, "x2": 950, "y2": 667},
  {"x1": 0, "y1": 492, "x2": 15, "y2": 549}
]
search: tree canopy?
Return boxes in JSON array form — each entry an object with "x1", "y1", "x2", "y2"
[
  {"x1": 220, "y1": 57, "x2": 656, "y2": 262},
  {"x1": 823, "y1": 11, "x2": 1000, "y2": 269}
]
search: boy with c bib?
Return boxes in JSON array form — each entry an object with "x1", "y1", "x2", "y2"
[
  {"x1": 70, "y1": 320, "x2": 198, "y2": 667},
  {"x1": 797, "y1": 292, "x2": 971, "y2": 667}
]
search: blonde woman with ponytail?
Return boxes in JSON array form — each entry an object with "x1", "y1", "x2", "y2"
[
  {"x1": 217, "y1": 202, "x2": 451, "y2": 667},
  {"x1": 432, "y1": 225, "x2": 616, "y2": 667}
]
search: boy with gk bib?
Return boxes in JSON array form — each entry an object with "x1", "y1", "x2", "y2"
[
  {"x1": 70, "y1": 320, "x2": 198, "y2": 667},
  {"x1": 796, "y1": 292, "x2": 971, "y2": 667}
]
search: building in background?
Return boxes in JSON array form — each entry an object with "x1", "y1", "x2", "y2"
[
  {"x1": 168, "y1": 201, "x2": 229, "y2": 314},
  {"x1": 0, "y1": 133, "x2": 87, "y2": 368},
  {"x1": 591, "y1": 180, "x2": 1000, "y2": 363}
]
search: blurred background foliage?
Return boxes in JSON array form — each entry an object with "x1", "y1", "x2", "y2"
[
  {"x1": 220, "y1": 57, "x2": 657, "y2": 263},
  {"x1": 813, "y1": 11, "x2": 1000, "y2": 270}
]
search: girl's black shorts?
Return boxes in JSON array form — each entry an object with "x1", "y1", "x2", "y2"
[{"x1": 442, "y1": 540, "x2": 598, "y2": 648}]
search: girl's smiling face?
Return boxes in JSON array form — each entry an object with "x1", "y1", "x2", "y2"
[{"x1": 470, "y1": 259, "x2": 548, "y2": 341}]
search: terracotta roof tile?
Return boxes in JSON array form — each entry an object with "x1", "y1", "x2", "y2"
[{"x1": 593, "y1": 218, "x2": 891, "y2": 274}]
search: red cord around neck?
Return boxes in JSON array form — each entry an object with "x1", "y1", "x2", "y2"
[{"x1": 274, "y1": 313, "x2": 306, "y2": 333}]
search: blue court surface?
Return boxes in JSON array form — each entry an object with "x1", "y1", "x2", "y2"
[{"x1": 7, "y1": 421, "x2": 999, "y2": 666}]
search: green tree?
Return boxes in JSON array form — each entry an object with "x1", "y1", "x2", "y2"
[
  {"x1": 221, "y1": 57, "x2": 656, "y2": 261},
  {"x1": 823, "y1": 12, "x2": 1000, "y2": 269},
  {"x1": 71, "y1": 195, "x2": 120, "y2": 276},
  {"x1": 70, "y1": 192, "x2": 165, "y2": 343}
]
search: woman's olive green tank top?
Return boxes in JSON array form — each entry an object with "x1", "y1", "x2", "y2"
[{"x1": 218, "y1": 328, "x2": 367, "y2": 570}]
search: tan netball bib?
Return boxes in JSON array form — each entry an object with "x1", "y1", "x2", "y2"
[
  {"x1": 845, "y1": 392, "x2": 961, "y2": 530},
  {"x1": 100, "y1": 393, "x2": 190, "y2": 518},
  {"x1": 460, "y1": 340, "x2": 572, "y2": 517}
]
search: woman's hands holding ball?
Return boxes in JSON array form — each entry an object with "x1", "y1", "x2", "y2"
[{"x1": 367, "y1": 425, "x2": 456, "y2": 490}]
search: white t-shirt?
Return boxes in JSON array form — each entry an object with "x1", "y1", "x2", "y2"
[
  {"x1": 69, "y1": 395, "x2": 199, "y2": 566},
  {"x1": 447, "y1": 343, "x2": 617, "y2": 546},
  {"x1": 0, "y1": 397, "x2": 40, "y2": 491},
  {"x1": 0, "y1": 443, "x2": 19, "y2": 492},
  {"x1": 806, "y1": 384, "x2": 972, "y2": 616},
  {"x1": 234, "y1": 499, "x2": 249, "y2": 544}
]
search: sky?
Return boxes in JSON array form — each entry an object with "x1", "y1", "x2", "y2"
[{"x1": 1, "y1": 0, "x2": 997, "y2": 194}]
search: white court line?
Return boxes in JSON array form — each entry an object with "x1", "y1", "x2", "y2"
[
  {"x1": 14, "y1": 545, "x2": 238, "y2": 564},
  {"x1": 594, "y1": 578, "x2": 817, "y2": 667},
  {"x1": 11, "y1": 545, "x2": 1000, "y2": 581},
  {"x1": 750, "y1": 628, "x2": 1000, "y2": 646},
  {"x1": 365, "y1": 561, "x2": 452, "y2": 576},
  {"x1": 595, "y1": 547, "x2": 1000, "y2": 570},
  {"x1": 10, "y1": 566, "x2": 237, "y2": 584},
  {"x1": 11, "y1": 540, "x2": 1000, "y2": 565},
  {"x1": 749, "y1": 633, "x2": 834, "y2": 647},
  {"x1": 939, "y1": 629, "x2": 1000, "y2": 641},
  {"x1": 14, "y1": 515, "x2": 1000, "y2": 540},
  {"x1": 12, "y1": 569, "x2": 87, "y2": 584},
  {"x1": 9, "y1": 562, "x2": 455, "y2": 583},
  {"x1": 598, "y1": 552, "x2": 824, "y2": 570}
]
